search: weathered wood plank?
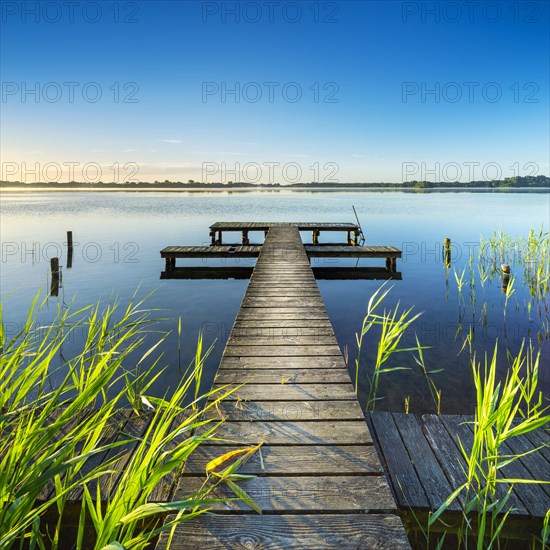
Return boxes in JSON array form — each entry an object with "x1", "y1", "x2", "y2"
[
  {"x1": 201, "y1": 421, "x2": 372, "y2": 445},
  {"x1": 204, "y1": 400, "x2": 364, "y2": 421},
  {"x1": 156, "y1": 514, "x2": 411, "y2": 549},
  {"x1": 174, "y1": 475, "x2": 395, "y2": 513},
  {"x1": 184, "y1": 445, "x2": 382, "y2": 475},
  {"x1": 237, "y1": 312, "x2": 330, "y2": 320},
  {"x1": 369, "y1": 412, "x2": 430, "y2": 509},
  {"x1": 219, "y1": 356, "x2": 347, "y2": 369},
  {"x1": 214, "y1": 369, "x2": 352, "y2": 385},
  {"x1": 231, "y1": 327, "x2": 335, "y2": 337},
  {"x1": 421, "y1": 414, "x2": 468, "y2": 508},
  {"x1": 392, "y1": 413, "x2": 461, "y2": 512},
  {"x1": 523, "y1": 427, "x2": 550, "y2": 464},
  {"x1": 223, "y1": 345, "x2": 341, "y2": 357},
  {"x1": 232, "y1": 320, "x2": 335, "y2": 330},
  {"x1": 497, "y1": 439, "x2": 550, "y2": 518},
  {"x1": 245, "y1": 290, "x2": 321, "y2": 296},
  {"x1": 213, "y1": 383, "x2": 357, "y2": 401},
  {"x1": 228, "y1": 336, "x2": 339, "y2": 346},
  {"x1": 505, "y1": 433, "x2": 550, "y2": 498}
]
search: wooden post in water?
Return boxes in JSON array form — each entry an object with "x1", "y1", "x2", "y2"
[
  {"x1": 242, "y1": 230, "x2": 249, "y2": 245},
  {"x1": 165, "y1": 257, "x2": 175, "y2": 271},
  {"x1": 443, "y1": 237, "x2": 451, "y2": 268},
  {"x1": 67, "y1": 231, "x2": 73, "y2": 268},
  {"x1": 312, "y1": 230, "x2": 320, "y2": 245},
  {"x1": 50, "y1": 257, "x2": 60, "y2": 297}
]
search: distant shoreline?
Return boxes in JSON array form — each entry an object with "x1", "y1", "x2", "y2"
[{"x1": 1, "y1": 186, "x2": 549, "y2": 194}]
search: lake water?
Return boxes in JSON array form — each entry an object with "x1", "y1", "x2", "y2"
[{"x1": 1, "y1": 189, "x2": 548, "y2": 413}]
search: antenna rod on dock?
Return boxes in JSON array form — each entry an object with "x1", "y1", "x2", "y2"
[{"x1": 352, "y1": 205, "x2": 365, "y2": 245}]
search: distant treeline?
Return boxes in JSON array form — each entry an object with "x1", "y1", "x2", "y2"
[{"x1": 1, "y1": 175, "x2": 548, "y2": 189}]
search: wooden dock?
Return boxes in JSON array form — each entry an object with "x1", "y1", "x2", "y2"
[
  {"x1": 369, "y1": 412, "x2": 550, "y2": 539},
  {"x1": 156, "y1": 225, "x2": 410, "y2": 548}
]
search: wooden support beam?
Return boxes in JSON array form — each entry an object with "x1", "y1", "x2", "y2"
[{"x1": 312, "y1": 229, "x2": 320, "y2": 245}]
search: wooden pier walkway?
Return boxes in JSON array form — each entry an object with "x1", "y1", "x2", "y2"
[{"x1": 156, "y1": 225, "x2": 410, "y2": 548}]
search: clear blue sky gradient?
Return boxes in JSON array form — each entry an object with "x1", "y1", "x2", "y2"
[{"x1": 1, "y1": 0, "x2": 549, "y2": 183}]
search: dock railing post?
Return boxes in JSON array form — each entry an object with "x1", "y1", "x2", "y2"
[
  {"x1": 165, "y1": 257, "x2": 176, "y2": 271},
  {"x1": 242, "y1": 230, "x2": 249, "y2": 245}
]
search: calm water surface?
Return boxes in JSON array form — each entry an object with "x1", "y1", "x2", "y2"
[{"x1": 1, "y1": 189, "x2": 549, "y2": 413}]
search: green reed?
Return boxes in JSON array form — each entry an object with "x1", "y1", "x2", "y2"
[
  {"x1": 0, "y1": 293, "x2": 243, "y2": 549},
  {"x1": 354, "y1": 284, "x2": 432, "y2": 411},
  {"x1": 429, "y1": 340, "x2": 549, "y2": 549}
]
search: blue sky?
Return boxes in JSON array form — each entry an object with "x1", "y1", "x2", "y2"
[{"x1": 1, "y1": 0, "x2": 548, "y2": 183}]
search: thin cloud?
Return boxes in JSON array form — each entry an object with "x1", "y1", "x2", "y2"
[{"x1": 161, "y1": 139, "x2": 183, "y2": 144}]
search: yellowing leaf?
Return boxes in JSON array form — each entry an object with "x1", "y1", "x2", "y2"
[{"x1": 206, "y1": 447, "x2": 255, "y2": 474}]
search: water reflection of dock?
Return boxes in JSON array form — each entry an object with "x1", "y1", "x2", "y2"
[
  {"x1": 161, "y1": 266, "x2": 402, "y2": 280},
  {"x1": 155, "y1": 223, "x2": 410, "y2": 548}
]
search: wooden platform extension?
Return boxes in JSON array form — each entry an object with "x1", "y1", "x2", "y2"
[
  {"x1": 160, "y1": 244, "x2": 401, "y2": 271},
  {"x1": 369, "y1": 412, "x2": 550, "y2": 538},
  {"x1": 156, "y1": 225, "x2": 410, "y2": 548},
  {"x1": 209, "y1": 221, "x2": 361, "y2": 245}
]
